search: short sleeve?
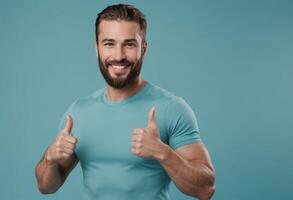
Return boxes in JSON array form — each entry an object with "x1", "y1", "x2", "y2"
[{"x1": 165, "y1": 97, "x2": 201, "y2": 149}]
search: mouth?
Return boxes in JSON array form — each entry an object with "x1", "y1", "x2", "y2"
[
  {"x1": 108, "y1": 64, "x2": 131, "y2": 75},
  {"x1": 110, "y1": 64, "x2": 129, "y2": 69}
]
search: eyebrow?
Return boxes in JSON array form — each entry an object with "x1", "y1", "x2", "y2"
[
  {"x1": 101, "y1": 38, "x2": 138, "y2": 43},
  {"x1": 101, "y1": 39, "x2": 115, "y2": 43},
  {"x1": 124, "y1": 39, "x2": 138, "y2": 43}
]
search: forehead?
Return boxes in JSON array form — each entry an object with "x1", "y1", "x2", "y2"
[{"x1": 98, "y1": 20, "x2": 142, "y2": 42}]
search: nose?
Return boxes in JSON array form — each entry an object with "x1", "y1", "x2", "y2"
[{"x1": 113, "y1": 45, "x2": 126, "y2": 61}]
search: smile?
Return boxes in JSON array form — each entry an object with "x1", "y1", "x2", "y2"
[{"x1": 111, "y1": 65, "x2": 128, "y2": 69}]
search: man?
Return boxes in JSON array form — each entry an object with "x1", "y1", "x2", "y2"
[{"x1": 35, "y1": 4, "x2": 215, "y2": 200}]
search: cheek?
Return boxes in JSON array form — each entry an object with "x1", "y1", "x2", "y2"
[
  {"x1": 98, "y1": 49, "x2": 112, "y2": 62},
  {"x1": 98, "y1": 43, "x2": 111, "y2": 54},
  {"x1": 126, "y1": 49, "x2": 143, "y2": 61}
]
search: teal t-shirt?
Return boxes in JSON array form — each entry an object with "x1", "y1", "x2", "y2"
[{"x1": 58, "y1": 82, "x2": 201, "y2": 200}]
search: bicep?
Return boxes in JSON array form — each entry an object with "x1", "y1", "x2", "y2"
[{"x1": 175, "y1": 142, "x2": 215, "y2": 172}]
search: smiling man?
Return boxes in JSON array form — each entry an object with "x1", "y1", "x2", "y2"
[{"x1": 35, "y1": 4, "x2": 215, "y2": 200}]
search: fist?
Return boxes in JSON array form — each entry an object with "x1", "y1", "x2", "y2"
[
  {"x1": 131, "y1": 107, "x2": 164, "y2": 160},
  {"x1": 45, "y1": 115, "x2": 78, "y2": 163}
]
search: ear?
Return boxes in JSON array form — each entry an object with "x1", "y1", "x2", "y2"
[
  {"x1": 95, "y1": 43, "x2": 99, "y2": 58},
  {"x1": 142, "y1": 40, "x2": 147, "y2": 56}
]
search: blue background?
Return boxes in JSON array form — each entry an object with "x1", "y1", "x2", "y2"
[{"x1": 0, "y1": 0, "x2": 292, "y2": 199}]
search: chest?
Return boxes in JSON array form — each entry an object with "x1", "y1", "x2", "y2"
[{"x1": 73, "y1": 105, "x2": 169, "y2": 165}]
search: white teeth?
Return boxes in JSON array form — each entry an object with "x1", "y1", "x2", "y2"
[{"x1": 111, "y1": 65, "x2": 126, "y2": 69}]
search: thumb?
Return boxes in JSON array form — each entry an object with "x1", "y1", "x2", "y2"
[
  {"x1": 147, "y1": 106, "x2": 157, "y2": 129},
  {"x1": 63, "y1": 115, "x2": 73, "y2": 134}
]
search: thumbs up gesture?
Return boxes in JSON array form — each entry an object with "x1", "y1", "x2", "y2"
[
  {"x1": 45, "y1": 115, "x2": 78, "y2": 163},
  {"x1": 131, "y1": 107, "x2": 165, "y2": 160}
]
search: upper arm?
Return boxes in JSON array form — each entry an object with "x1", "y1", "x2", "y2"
[
  {"x1": 175, "y1": 142, "x2": 215, "y2": 172},
  {"x1": 166, "y1": 97, "x2": 201, "y2": 149}
]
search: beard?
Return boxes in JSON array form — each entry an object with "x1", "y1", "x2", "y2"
[{"x1": 98, "y1": 54, "x2": 144, "y2": 89}]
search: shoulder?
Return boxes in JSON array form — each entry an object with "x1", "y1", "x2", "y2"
[
  {"x1": 147, "y1": 82, "x2": 195, "y2": 114},
  {"x1": 58, "y1": 88, "x2": 104, "y2": 131},
  {"x1": 146, "y1": 82, "x2": 182, "y2": 103},
  {"x1": 64, "y1": 87, "x2": 105, "y2": 113},
  {"x1": 147, "y1": 82, "x2": 197, "y2": 121}
]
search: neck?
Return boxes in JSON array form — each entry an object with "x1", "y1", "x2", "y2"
[{"x1": 105, "y1": 77, "x2": 147, "y2": 101}]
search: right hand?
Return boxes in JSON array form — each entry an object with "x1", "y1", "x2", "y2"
[{"x1": 45, "y1": 115, "x2": 78, "y2": 163}]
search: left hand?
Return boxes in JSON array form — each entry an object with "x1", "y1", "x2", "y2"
[{"x1": 131, "y1": 106, "x2": 165, "y2": 160}]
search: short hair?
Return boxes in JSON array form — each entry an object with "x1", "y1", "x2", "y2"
[{"x1": 95, "y1": 4, "x2": 147, "y2": 44}]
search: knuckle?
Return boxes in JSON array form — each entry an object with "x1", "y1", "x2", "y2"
[
  {"x1": 55, "y1": 140, "x2": 61, "y2": 147},
  {"x1": 138, "y1": 136, "x2": 143, "y2": 142},
  {"x1": 59, "y1": 133, "x2": 65, "y2": 139},
  {"x1": 132, "y1": 136, "x2": 137, "y2": 141},
  {"x1": 68, "y1": 136, "x2": 77, "y2": 143},
  {"x1": 55, "y1": 137, "x2": 61, "y2": 143},
  {"x1": 136, "y1": 143, "x2": 142, "y2": 148},
  {"x1": 55, "y1": 147, "x2": 61, "y2": 153},
  {"x1": 133, "y1": 128, "x2": 140, "y2": 132},
  {"x1": 63, "y1": 153, "x2": 70, "y2": 158},
  {"x1": 134, "y1": 128, "x2": 143, "y2": 134}
]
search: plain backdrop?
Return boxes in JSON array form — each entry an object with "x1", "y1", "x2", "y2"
[{"x1": 0, "y1": 0, "x2": 292, "y2": 199}]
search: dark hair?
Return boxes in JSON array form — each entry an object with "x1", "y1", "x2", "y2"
[{"x1": 95, "y1": 4, "x2": 147, "y2": 44}]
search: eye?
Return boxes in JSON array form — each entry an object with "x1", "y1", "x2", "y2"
[
  {"x1": 125, "y1": 43, "x2": 137, "y2": 48},
  {"x1": 104, "y1": 43, "x2": 114, "y2": 47}
]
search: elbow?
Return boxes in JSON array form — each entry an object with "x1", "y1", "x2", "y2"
[
  {"x1": 187, "y1": 172, "x2": 216, "y2": 200},
  {"x1": 198, "y1": 166, "x2": 216, "y2": 200},
  {"x1": 181, "y1": 184, "x2": 215, "y2": 200},
  {"x1": 198, "y1": 172, "x2": 216, "y2": 200},
  {"x1": 38, "y1": 186, "x2": 55, "y2": 195},
  {"x1": 36, "y1": 179, "x2": 60, "y2": 195},
  {"x1": 36, "y1": 180, "x2": 58, "y2": 194},
  {"x1": 197, "y1": 176, "x2": 216, "y2": 200},
  {"x1": 198, "y1": 185, "x2": 215, "y2": 200},
  {"x1": 35, "y1": 166, "x2": 58, "y2": 195}
]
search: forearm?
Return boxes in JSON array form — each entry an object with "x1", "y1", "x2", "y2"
[
  {"x1": 156, "y1": 144, "x2": 215, "y2": 200},
  {"x1": 35, "y1": 152, "x2": 64, "y2": 194}
]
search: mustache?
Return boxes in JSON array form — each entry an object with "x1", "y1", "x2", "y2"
[{"x1": 106, "y1": 59, "x2": 132, "y2": 66}]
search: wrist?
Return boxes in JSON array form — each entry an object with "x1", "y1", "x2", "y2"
[
  {"x1": 44, "y1": 149, "x2": 58, "y2": 166},
  {"x1": 155, "y1": 142, "x2": 172, "y2": 163}
]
